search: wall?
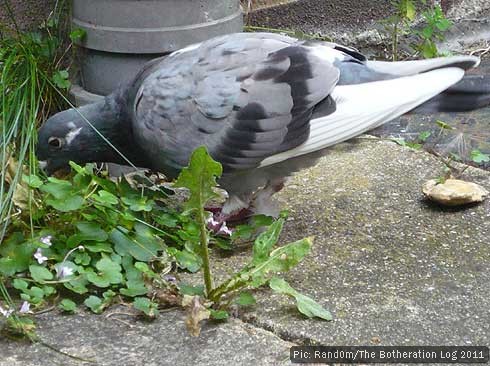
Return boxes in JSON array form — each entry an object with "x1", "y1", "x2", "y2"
[{"x1": 0, "y1": 0, "x2": 58, "y2": 32}]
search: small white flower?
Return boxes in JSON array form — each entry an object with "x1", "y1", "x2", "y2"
[
  {"x1": 205, "y1": 215, "x2": 219, "y2": 227},
  {"x1": 0, "y1": 305, "x2": 13, "y2": 318},
  {"x1": 40, "y1": 235, "x2": 52, "y2": 246},
  {"x1": 19, "y1": 301, "x2": 30, "y2": 314},
  {"x1": 34, "y1": 248, "x2": 48, "y2": 264},
  {"x1": 217, "y1": 222, "x2": 233, "y2": 237},
  {"x1": 56, "y1": 265, "x2": 74, "y2": 279}
]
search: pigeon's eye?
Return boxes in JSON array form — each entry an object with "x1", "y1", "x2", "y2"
[{"x1": 48, "y1": 137, "x2": 63, "y2": 149}]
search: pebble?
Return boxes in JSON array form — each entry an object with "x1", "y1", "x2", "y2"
[{"x1": 422, "y1": 179, "x2": 489, "y2": 206}]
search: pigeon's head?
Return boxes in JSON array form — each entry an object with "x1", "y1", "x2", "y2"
[{"x1": 37, "y1": 101, "x2": 129, "y2": 174}]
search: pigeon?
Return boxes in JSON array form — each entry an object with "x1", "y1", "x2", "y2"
[{"x1": 37, "y1": 32, "x2": 490, "y2": 219}]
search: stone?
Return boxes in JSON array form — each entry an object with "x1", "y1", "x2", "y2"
[{"x1": 422, "y1": 178, "x2": 489, "y2": 206}]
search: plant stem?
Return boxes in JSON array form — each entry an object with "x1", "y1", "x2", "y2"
[
  {"x1": 393, "y1": 22, "x2": 399, "y2": 61},
  {"x1": 198, "y1": 205, "x2": 213, "y2": 297}
]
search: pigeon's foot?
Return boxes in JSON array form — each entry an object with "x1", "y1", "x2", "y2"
[
  {"x1": 204, "y1": 180, "x2": 285, "y2": 235},
  {"x1": 217, "y1": 208, "x2": 253, "y2": 223},
  {"x1": 204, "y1": 205, "x2": 222, "y2": 215},
  {"x1": 204, "y1": 194, "x2": 255, "y2": 236},
  {"x1": 250, "y1": 178, "x2": 286, "y2": 218}
]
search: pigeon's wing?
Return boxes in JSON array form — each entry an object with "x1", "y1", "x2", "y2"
[{"x1": 131, "y1": 33, "x2": 340, "y2": 173}]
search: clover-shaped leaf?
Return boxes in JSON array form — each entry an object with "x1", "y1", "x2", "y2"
[{"x1": 86, "y1": 257, "x2": 123, "y2": 288}]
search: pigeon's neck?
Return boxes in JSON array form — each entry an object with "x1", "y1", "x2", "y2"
[{"x1": 85, "y1": 91, "x2": 148, "y2": 168}]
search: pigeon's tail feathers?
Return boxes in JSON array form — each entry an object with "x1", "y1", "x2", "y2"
[
  {"x1": 366, "y1": 55, "x2": 480, "y2": 76},
  {"x1": 411, "y1": 74, "x2": 490, "y2": 113},
  {"x1": 259, "y1": 67, "x2": 465, "y2": 167}
]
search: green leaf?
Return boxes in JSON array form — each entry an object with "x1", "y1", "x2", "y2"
[
  {"x1": 210, "y1": 238, "x2": 312, "y2": 300},
  {"x1": 210, "y1": 309, "x2": 229, "y2": 320},
  {"x1": 86, "y1": 257, "x2": 123, "y2": 288},
  {"x1": 69, "y1": 161, "x2": 90, "y2": 175},
  {"x1": 59, "y1": 299, "x2": 77, "y2": 313},
  {"x1": 252, "y1": 218, "x2": 284, "y2": 265},
  {"x1": 421, "y1": 26, "x2": 434, "y2": 39},
  {"x1": 74, "y1": 252, "x2": 91, "y2": 265},
  {"x1": 471, "y1": 150, "x2": 490, "y2": 164},
  {"x1": 154, "y1": 212, "x2": 180, "y2": 228},
  {"x1": 103, "y1": 290, "x2": 117, "y2": 301},
  {"x1": 120, "y1": 279, "x2": 148, "y2": 297},
  {"x1": 121, "y1": 256, "x2": 141, "y2": 281},
  {"x1": 29, "y1": 265, "x2": 54, "y2": 282},
  {"x1": 436, "y1": 18, "x2": 451, "y2": 31},
  {"x1": 174, "y1": 146, "x2": 223, "y2": 211},
  {"x1": 400, "y1": 0, "x2": 416, "y2": 21},
  {"x1": 77, "y1": 221, "x2": 109, "y2": 238},
  {"x1": 46, "y1": 194, "x2": 84, "y2": 212},
  {"x1": 22, "y1": 174, "x2": 43, "y2": 188},
  {"x1": 269, "y1": 277, "x2": 332, "y2": 320},
  {"x1": 84, "y1": 242, "x2": 113, "y2": 253},
  {"x1": 84, "y1": 295, "x2": 103, "y2": 313},
  {"x1": 93, "y1": 190, "x2": 119, "y2": 205},
  {"x1": 13, "y1": 279, "x2": 29, "y2": 291},
  {"x1": 64, "y1": 276, "x2": 89, "y2": 294},
  {"x1": 133, "y1": 297, "x2": 159, "y2": 317},
  {"x1": 69, "y1": 28, "x2": 86, "y2": 42},
  {"x1": 179, "y1": 284, "x2": 205, "y2": 296},
  {"x1": 121, "y1": 196, "x2": 154, "y2": 212},
  {"x1": 110, "y1": 227, "x2": 163, "y2": 262},
  {"x1": 134, "y1": 262, "x2": 151, "y2": 274},
  {"x1": 405, "y1": 142, "x2": 422, "y2": 150},
  {"x1": 24, "y1": 286, "x2": 46, "y2": 304},
  {"x1": 53, "y1": 69, "x2": 71, "y2": 89},
  {"x1": 66, "y1": 222, "x2": 109, "y2": 247},
  {"x1": 392, "y1": 138, "x2": 407, "y2": 147},
  {"x1": 421, "y1": 39, "x2": 438, "y2": 58},
  {"x1": 418, "y1": 131, "x2": 431, "y2": 142},
  {"x1": 436, "y1": 120, "x2": 454, "y2": 130},
  {"x1": 235, "y1": 292, "x2": 256, "y2": 306},
  {"x1": 168, "y1": 248, "x2": 202, "y2": 273},
  {"x1": 249, "y1": 238, "x2": 312, "y2": 287},
  {"x1": 43, "y1": 285, "x2": 56, "y2": 296},
  {"x1": 0, "y1": 233, "x2": 36, "y2": 273},
  {"x1": 0, "y1": 258, "x2": 18, "y2": 276}
]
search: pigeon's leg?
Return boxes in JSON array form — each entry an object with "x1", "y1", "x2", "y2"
[
  {"x1": 250, "y1": 178, "x2": 286, "y2": 217},
  {"x1": 221, "y1": 194, "x2": 250, "y2": 216}
]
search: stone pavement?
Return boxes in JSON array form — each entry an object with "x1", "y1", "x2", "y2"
[{"x1": 1, "y1": 139, "x2": 489, "y2": 365}]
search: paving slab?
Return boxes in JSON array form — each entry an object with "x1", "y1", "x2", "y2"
[{"x1": 0, "y1": 308, "x2": 293, "y2": 366}]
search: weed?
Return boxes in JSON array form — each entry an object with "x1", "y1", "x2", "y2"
[
  {"x1": 1, "y1": 151, "x2": 330, "y2": 338},
  {"x1": 381, "y1": 0, "x2": 452, "y2": 60}
]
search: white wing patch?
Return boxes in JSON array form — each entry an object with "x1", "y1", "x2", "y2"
[
  {"x1": 65, "y1": 127, "x2": 83, "y2": 146},
  {"x1": 260, "y1": 67, "x2": 465, "y2": 167},
  {"x1": 170, "y1": 43, "x2": 201, "y2": 57},
  {"x1": 366, "y1": 55, "x2": 479, "y2": 76}
]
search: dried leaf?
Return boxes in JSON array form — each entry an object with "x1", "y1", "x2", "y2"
[{"x1": 182, "y1": 295, "x2": 210, "y2": 337}]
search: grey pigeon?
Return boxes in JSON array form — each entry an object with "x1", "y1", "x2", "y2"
[{"x1": 37, "y1": 32, "x2": 490, "y2": 218}]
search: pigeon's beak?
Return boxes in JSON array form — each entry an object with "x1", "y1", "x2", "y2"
[
  {"x1": 38, "y1": 159, "x2": 58, "y2": 175},
  {"x1": 38, "y1": 160, "x2": 48, "y2": 171},
  {"x1": 38, "y1": 159, "x2": 71, "y2": 176}
]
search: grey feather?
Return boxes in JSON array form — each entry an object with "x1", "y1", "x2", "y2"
[{"x1": 130, "y1": 33, "x2": 339, "y2": 180}]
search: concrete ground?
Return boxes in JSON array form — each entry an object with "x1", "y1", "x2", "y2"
[{"x1": 1, "y1": 139, "x2": 489, "y2": 365}]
